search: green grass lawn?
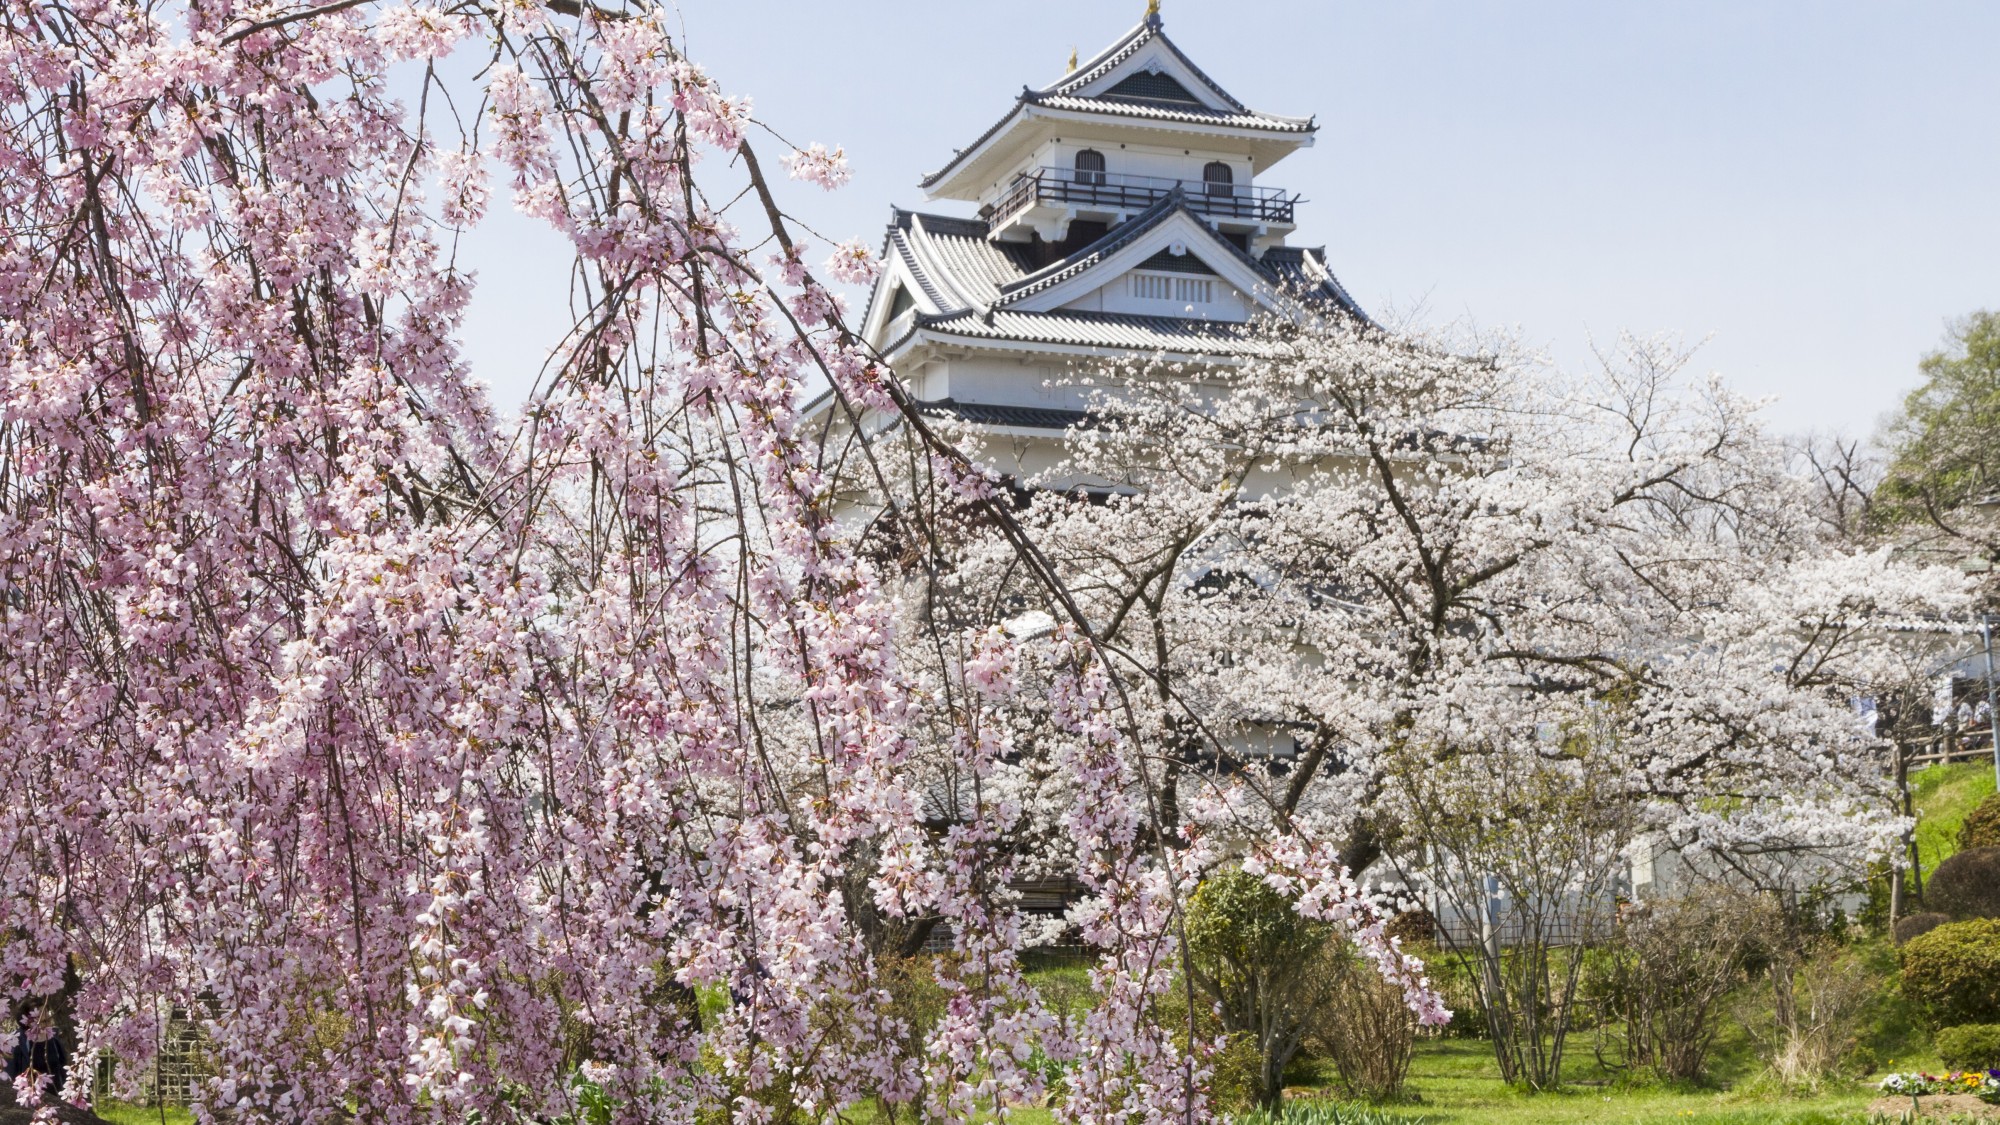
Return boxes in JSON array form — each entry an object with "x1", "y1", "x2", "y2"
[
  {"x1": 1911, "y1": 759, "x2": 1997, "y2": 874},
  {"x1": 1363, "y1": 1038, "x2": 1875, "y2": 1125},
  {"x1": 75, "y1": 1035, "x2": 1909, "y2": 1125},
  {"x1": 987, "y1": 1038, "x2": 1886, "y2": 1125},
  {"x1": 95, "y1": 1104, "x2": 194, "y2": 1125}
]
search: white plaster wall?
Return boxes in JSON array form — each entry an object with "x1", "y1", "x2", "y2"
[
  {"x1": 1063, "y1": 272, "x2": 1253, "y2": 320},
  {"x1": 1223, "y1": 724, "x2": 1296, "y2": 759},
  {"x1": 1037, "y1": 139, "x2": 1253, "y2": 187},
  {"x1": 903, "y1": 359, "x2": 944, "y2": 401},
  {"x1": 940, "y1": 355, "x2": 1109, "y2": 409}
]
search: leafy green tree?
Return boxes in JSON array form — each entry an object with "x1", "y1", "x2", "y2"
[
  {"x1": 1876, "y1": 311, "x2": 2000, "y2": 592},
  {"x1": 1185, "y1": 868, "x2": 1334, "y2": 1111}
]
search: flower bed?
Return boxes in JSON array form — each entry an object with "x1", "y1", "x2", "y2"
[{"x1": 1879, "y1": 1070, "x2": 2000, "y2": 1102}]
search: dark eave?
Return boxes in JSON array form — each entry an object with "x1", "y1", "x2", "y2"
[
  {"x1": 915, "y1": 398, "x2": 1093, "y2": 430},
  {"x1": 905, "y1": 308, "x2": 1256, "y2": 354}
]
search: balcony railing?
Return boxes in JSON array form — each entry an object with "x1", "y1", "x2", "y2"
[{"x1": 988, "y1": 167, "x2": 1298, "y2": 229}]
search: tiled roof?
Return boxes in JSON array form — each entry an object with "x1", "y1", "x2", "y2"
[
  {"x1": 1044, "y1": 16, "x2": 1164, "y2": 100},
  {"x1": 890, "y1": 211, "x2": 1036, "y2": 307},
  {"x1": 907, "y1": 309, "x2": 1257, "y2": 353},
  {"x1": 1041, "y1": 14, "x2": 1248, "y2": 113},
  {"x1": 920, "y1": 16, "x2": 1312, "y2": 190},
  {"x1": 1026, "y1": 94, "x2": 1312, "y2": 134},
  {"x1": 1003, "y1": 193, "x2": 1367, "y2": 319},
  {"x1": 880, "y1": 198, "x2": 1370, "y2": 351},
  {"x1": 914, "y1": 398, "x2": 1093, "y2": 430},
  {"x1": 1259, "y1": 246, "x2": 1370, "y2": 324},
  {"x1": 992, "y1": 190, "x2": 1188, "y2": 303}
]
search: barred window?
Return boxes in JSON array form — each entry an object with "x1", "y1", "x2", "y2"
[
  {"x1": 1129, "y1": 273, "x2": 1213, "y2": 304},
  {"x1": 1074, "y1": 149, "x2": 1106, "y2": 186}
]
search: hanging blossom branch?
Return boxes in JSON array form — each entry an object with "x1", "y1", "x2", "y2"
[
  {"x1": 0, "y1": 0, "x2": 1452, "y2": 1121},
  {"x1": 0, "y1": 0, "x2": 1057, "y2": 1120}
]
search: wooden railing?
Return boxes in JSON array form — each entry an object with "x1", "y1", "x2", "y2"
[
  {"x1": 1905, "y1": 724, "x2": 1997, "y2": 768},
  {"x1": 988, "y1": 166, "x2": 1298, "y2": 229}
]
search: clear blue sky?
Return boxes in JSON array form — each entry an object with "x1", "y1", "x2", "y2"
[{"x1": 456, "y1": 0, "x2": 2000, "y2": 440}]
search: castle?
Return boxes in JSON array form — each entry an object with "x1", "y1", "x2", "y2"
[{"x1": 817, "y1": 5, "x2": 1366, "y2": 480}]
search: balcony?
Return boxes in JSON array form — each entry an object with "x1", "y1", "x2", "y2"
[{"x1": 987, "y1": 166, "x2": 1299, "y2": 233}]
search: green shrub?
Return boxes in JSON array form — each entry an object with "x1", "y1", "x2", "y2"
[
  {"x1": 1417, "y1": 952, "x2": 1487, "y2": 1039},
  {"x1": 1893, "y1": 911, "x2": 1951, "y2": 946},
  {"x1": 1307, "y1": 940, "x2": 1418, "y2": 1102},
  {"x1": 1929, "y1": 846, "x2": 2000, "y2": 919},
  {"x1": 1208, "y1": 1031, "x2": 1265, "y2": 1115},
  {"x1": 1901, "y1": 918, "x2": 2000, "y2": 1028},
  {"x1": 1935, "y1": 1023, "x2": 2000, "y2": 1070},
  {"x1": 1961, "y1": 793, "x2": 2000, "y2": 851},
  {"x1": 1187, "y1": 868, "x2": 1333, "y2": 1110}
]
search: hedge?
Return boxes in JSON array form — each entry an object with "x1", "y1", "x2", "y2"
[
  {"x1": 1936, "y1": 1023, "x2": 2000, "y2": 1070},
  {"x1": 1901, "y1": 918, "x2": 2000, "y2": 1029},
  {"x1": 1929, "y1": 846, "x2": 2000, "y2": 920}
]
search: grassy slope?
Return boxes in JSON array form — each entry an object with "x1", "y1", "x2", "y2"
[{"x1": 1911, "y1": 759, "x2": 1997, "y2": 875}]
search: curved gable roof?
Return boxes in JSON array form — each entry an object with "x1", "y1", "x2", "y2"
[
  {"x1": 884, "y1": 201, "x2": 1367, "y2": 320},
  {"x1": 1039, "y1": 13, "x2": 1244, "y2": 111},
  {"x1": 919, "y1": 15, "x2": 1313, "y2": 191},
  {"x1": 870, "y1": 201, "x2": 1371, "y2": 360}
]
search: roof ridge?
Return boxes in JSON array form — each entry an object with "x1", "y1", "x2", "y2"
[
  {"x1": 903, "y1": 214, "x2": 986, "y2": 312},
  {"x1": 892, "y1": 208, "x2": 988, "y2": 237},
  {"x1": 1038, "y1": 20, "x2": 1251, "y2": 116},
  {"x1": 890, "y1": 200, "x2": 1369, "y2": 327},
  {"x1": 1037, "y1": 18, "x2": 1158, "y2": 97},
  {"x1": 923, "y1": 18, "x2": 1309, "y2": 190},
  {"x1": 1146, "y1": 24, "x2": 1249, "y2": 113},
  {"x1": 994, "y1": 191, "x2": 1309, "y2": 309},
  {"x1": 1026, "y1": 93, "x2": 1312, "y2": 129},
  {"x1": 992, "y1": 190, "x2": 1188, "y2": 304},
  {"x1": 900, "y1": 306, "x2": 1259, "y2": 356},
  {"x1": 886, "y1": 225, "x2": 954, "y2": 313},
  {"x1": 939, "y1": 307, "x2": 1247, "y2": 328}
]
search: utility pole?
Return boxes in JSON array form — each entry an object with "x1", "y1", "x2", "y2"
[{"x1": 1982, "y1": 614, "x2": 2000, "y2": 792}]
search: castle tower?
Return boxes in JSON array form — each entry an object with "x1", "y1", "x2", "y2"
[{"x1": 824, "y1": 8, "x2": 1368, "y2": 478}]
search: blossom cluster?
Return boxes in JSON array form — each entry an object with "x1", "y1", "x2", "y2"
[
  {"x1": 1878, "y1": 1070, "x2": 2000, "y2": 1102},
  {"x1": 0, "y1": 0, "x2": 1093, "y2": 1119}
]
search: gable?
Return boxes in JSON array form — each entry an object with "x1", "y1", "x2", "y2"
[
  {"x1": 861, "y1": 241, "x2": 948, "y2": 351},
  {"x1": 1073, "y1": 39, "x2": 1234, "y2": 111},
  {"x1": 1132, "y1": 248, "x2": 1216, "y2": 275},
  {"x1": 1004, "y1": 207, "x2": 1282, "y2": 317},
  {"x1": 1101, "y1": 70, "x2": 1203, "y2": 107},
  {"x1": 1059, "y1": 266, "x2": 1253, "y2": 321}
]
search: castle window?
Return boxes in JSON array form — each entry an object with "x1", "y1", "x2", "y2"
[
  {"x1": 1203, "y1": 161, "x2": 1235, "y2": 198},
  {"x1": 1074, "y1": 149, "x2": 1106, "y2": 186},
  {"x1": 1130, "y1": 272, "x2": 1214, "y2": 305}
]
